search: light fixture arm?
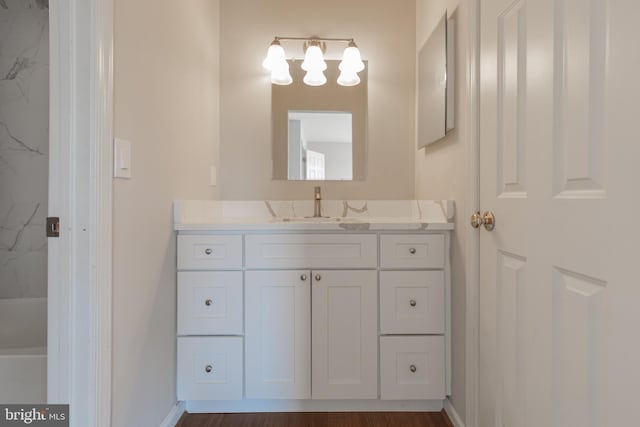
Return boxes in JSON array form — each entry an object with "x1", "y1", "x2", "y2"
[{"x1": 273, "y1": 36, "x2": 356, "y2": 44}]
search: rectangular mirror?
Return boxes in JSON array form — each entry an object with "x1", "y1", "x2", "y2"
[
  {"x1": 272, "y1": 60, "x2": 367, "y2": 181},
  {"x1": 417, "y1": 13, "x2": 455, "y2": 148}
]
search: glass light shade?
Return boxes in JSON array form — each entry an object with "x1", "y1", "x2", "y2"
[
  {"x1": 337, "y1": 69, "x2": 361, "y2": 86},
  {"x1": 271, "y1": 63, "x2": 293, "y2": 85},
  {"x1": 303, "y1": 69, "x2": 327, "y2": 86},
  {"x1": 301, "y1": 45, "x2": 327, "y2": 72},
  {"x1": 339, "y1": 45, "x2": 365, "y2": 73},
  {"x1": 262, "y1": 42, "x2": 286, "y2": 71}
]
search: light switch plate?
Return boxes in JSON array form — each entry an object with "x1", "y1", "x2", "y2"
[
  {"x1": 114, "y1": 138, "x2": 132, "y2": 179},
  {"x1": 210, "y1": 166, "x2": 217, "y2": 186}
]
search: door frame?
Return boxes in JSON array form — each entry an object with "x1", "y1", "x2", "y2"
[
  {"x1": 464, "y1": 0, "x2": 481, "y2": 426},
  {"x1": 48, "y1": 0, "x2": 113, "y2": 425}
]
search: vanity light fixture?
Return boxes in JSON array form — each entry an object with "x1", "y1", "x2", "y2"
[{"x1": 263, "y1": 36, "x2": 365, "y2": 86}]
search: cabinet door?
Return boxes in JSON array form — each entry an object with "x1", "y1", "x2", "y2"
[
  {"x1": 312, "y1": 270, "x2": 378, "y2": 399},
  {"x1": 245, "y1": 270, "x2": 311, "y2": 399}
]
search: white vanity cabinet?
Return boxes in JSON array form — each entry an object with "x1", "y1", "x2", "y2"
[{"x1": 176, "y1": 229, "x2": 451, "y2": 412}]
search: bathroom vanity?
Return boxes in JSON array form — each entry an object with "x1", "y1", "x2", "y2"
[{"x1": 173, "y1": 199, "x2": 454, "y2": 413}]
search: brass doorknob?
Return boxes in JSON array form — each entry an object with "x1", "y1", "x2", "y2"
[
  {"x1": 470, "y1": 211, "x2": 496, "y2": 231},
  {"x1": 470, "y1": 212, "x2": 483, "y2": 229},
  {"x1": 482, "y1": 211, "x2": 495, "y2": 231}
]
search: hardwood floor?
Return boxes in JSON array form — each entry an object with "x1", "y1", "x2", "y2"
[{"x1": 176, "y1": 411, "x2": 455, "y2": 427}]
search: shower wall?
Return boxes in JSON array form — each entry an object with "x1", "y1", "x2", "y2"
[{"x1": 0, "y1": 0, "x2": 49, "y2": 299}]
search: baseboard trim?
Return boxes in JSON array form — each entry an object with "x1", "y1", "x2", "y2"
[
  {"x1": 160, "y1": 401, "x2": 186, "y2": 427},
  {"x1": 186, "y1": 399, "x2": 444, "y2": 413},
  {"x1": 444, "y1": 398, "x2": 466, "y2": 427}
]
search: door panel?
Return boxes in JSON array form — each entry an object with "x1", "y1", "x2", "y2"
[{"x1": 480, "y1": 0, "x2": 640, "y2": 426}]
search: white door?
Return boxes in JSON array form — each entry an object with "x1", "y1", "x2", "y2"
[
  {"x1": 245, "y1": 270, "x2": 311, "y2": 399},
  {"x1": 479, "y1": 0, "x2": 640, "y2": 426},
  {"x1": 305, "y1": 149, "x2": 325, "y2": 180},
  {"x1": 311, "y1": 270, "x2": 378, "y2": 399}
]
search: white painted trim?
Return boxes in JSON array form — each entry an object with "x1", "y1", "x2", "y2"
[
  {"x1": 445, "y1": 398, "x2": 466, "y2": 427},
  {"x1": 91, "y1": 0, "x2": 114, "y2": 425},
  {"x1": 464, "y1": 1, "x2": 481, "y2": 427},
  {"x1": 48, "y1": 0, "x2": 113, "y2": 426},
  {"x1": 48, "y1": 0, "x2": 72, "y2": 405},
  {"x1": 186, "y1": 399, "x2": 444, "y2": 413},
  {"x1": 160, "y1": 402, "x2": 186, "y2": 427}
]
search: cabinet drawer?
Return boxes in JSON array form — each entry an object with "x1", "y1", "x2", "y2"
[
  {"x1": 245, "y1": 234, "x2": 377, "y2": 269},
  {"x1": 380, "y1": 271, "x2": 445, "y2": 334},
  {"x1": 178, "y1": 272, "x2": 243, "y2": 335},
  {"x1": 380, "y1": 234, "x2": 445, "y2": 269},
  {"x1": 177, "y1": 235, "x2": 242, "y2": 270},
  {"x1": 380, "y1": 336, "x2": 445, "y2": 400},
  {"x1": 177, "y1": 336, "x2": 243, "y2": 400}
]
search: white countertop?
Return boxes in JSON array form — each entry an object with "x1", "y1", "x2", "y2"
[{"x1": 174, "y1": 200, "x2": 455, "y2": 231}]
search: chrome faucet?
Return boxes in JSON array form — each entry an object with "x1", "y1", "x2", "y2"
[{"x1": 313, "y1": 186, "x2": 322, "y2": 218}]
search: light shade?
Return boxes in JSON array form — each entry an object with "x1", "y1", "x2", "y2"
[
  {"x1": 303, "y1": 69, "x2": 327, "y2": 86},
  {"x1": 339, "y1": 41, "x2": 365, "y2": 73},
  {"x1": 337, "y1": 69, "x2": 361, "y2": 86},
  {"x1": 262, "y1": 40, "x2": 286, "y2": 71},
  {"x1": 271, "y1": 62, "x2": 293, "y2": 85},
  {"x1": 301, "y1": 43, "x2": 327, "y2": 72}
]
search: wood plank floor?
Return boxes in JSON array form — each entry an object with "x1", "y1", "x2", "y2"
[{"x1": 176, "y1": 411, "x2": 455, "y2": 427}]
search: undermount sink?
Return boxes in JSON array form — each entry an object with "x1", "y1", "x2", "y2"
[{"x1": 277, "y1": 216, "x2": 362, "y2": 223}]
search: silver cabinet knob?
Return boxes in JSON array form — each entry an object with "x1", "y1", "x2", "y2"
[
  {"x1": 300, "y1": 274, "x2": 307, "y2": 281},
  {"x1": 409, "y1": 247, "x2": 416, "y2": 254},
  {"x1": 205, "y1": 299, "x2": 213, "y2": 306},
  {"x1": 315, "y1": 274, "x2": 322, "y2": 281},
  {"x1": 204, "y1": 248, "x2": 212, "y2": 255},
  {"x1": 205, "y1": 365, "x2": 213, "y2": 373},
  {"x1": 409, "y1": 364, "x2": 417, "y2": 373},
  {"x1": 409, "y1": 299, "x2": 417, "y2": 307}
]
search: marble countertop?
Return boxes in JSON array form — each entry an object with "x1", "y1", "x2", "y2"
[{"x1": 174, "y1": 200, "x2": 455, "y2": 231}]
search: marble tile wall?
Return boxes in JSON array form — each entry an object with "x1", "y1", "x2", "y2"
[{"x1": 0, "y1": 0, "x2": 49, "y2": 299}]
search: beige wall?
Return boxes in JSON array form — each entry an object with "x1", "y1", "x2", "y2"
[
  {"x1": 219, "y1": 0, "x2": 416, "y2": 200},
  {"x1": 112, "y1": 0, "x2": 220, "y2": 425},
  {"x1": 416, "y1": 0, "x2": 468, "y2": 422}
]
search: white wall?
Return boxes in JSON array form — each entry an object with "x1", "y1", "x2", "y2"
[
  {"x1": 112, "y1": 0, "x2": 220, "y2": 425},
  {"x1": 219, "y1": 0, "x2": 416, "y2": 200},
  {"x1": 415, "y1": 0, "x2": 468, "y2": 423}
]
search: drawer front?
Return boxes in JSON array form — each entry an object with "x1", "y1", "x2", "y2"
[
  {"x1": 178, "y1": 272, "x2": 243, "y2": 335},
  {"x1": 245, "y1": 234, "x2": 377, "y2": 269},
  {"x1": 380, "y1": 336, "x2": 445, "y2": 400},
  {"x1": 380, "y1": 271, "x2": 445, "y2": 334},
  {"x1": 177, "y1": 235, "x2": 242, "y2": 270},
  {"x1": 380, "y1": 234, "x2": 445, "y2": 269},
  {"x1": 177, "y1": 336, "x2": 243, "y2": 400}
]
